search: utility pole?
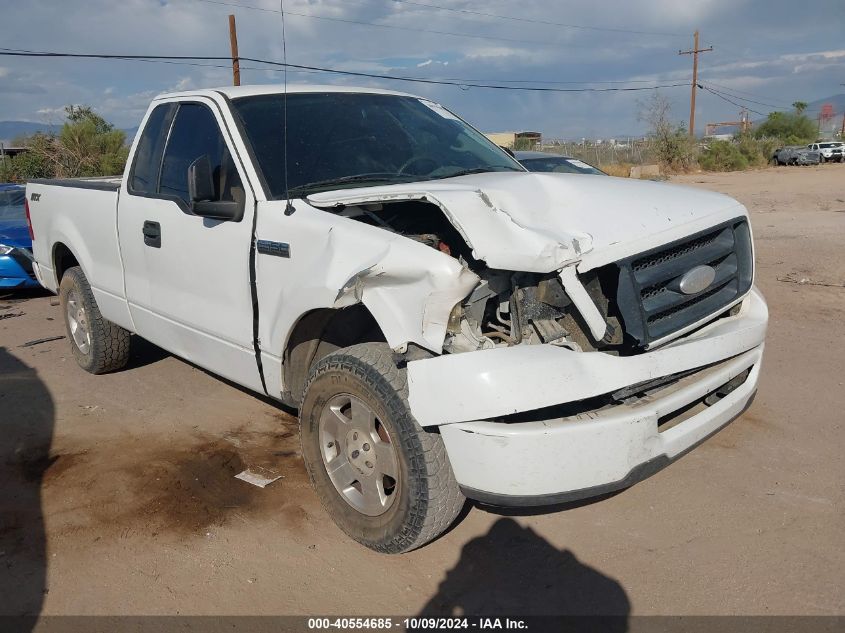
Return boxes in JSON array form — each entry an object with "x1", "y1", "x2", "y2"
[
  {"x1": 228, "y1": 14, "x2": 241, "y2": 86},
  {"x1": 841, "y1": 84, "x2": 845, "y2": 138},
  {"x1": 679, "y1": 31, "x2": 712, "y2": 137}
]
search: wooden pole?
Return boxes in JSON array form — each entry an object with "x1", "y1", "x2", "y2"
[
  {"x1": 679, "y1": 31, "x2": 712, "y2": 137},
  {"x1": 229, "y1": 14, "x2": 241, "y2": 87}
]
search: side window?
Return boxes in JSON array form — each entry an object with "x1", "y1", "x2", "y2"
[
  {"x1": 158, "y1": 103, "x2": 243, "y2": 208},
  {"x1": 129, "y1": 103, "x2": 175, "y2": 194}
]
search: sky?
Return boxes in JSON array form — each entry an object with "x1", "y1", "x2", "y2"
[{"x1": 1, "y1": 0, "x2": 843, "y2": 139}]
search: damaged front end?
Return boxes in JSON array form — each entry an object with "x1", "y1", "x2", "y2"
[
  {"x1": 302, "y1": 175, "x2": 765, "y2": 506},
  {"x1": 307, "y1": 186, "x2": 615, "y2": 358},
  {"x1": 441, "y1": 268, "x2": 624, "y2": 354}
]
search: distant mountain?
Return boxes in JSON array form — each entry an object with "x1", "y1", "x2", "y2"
[
  {"x1": 0, "y1": 121, "x2": 62, "y2": 145},
  {"x1": 804, "y1": 93, "x2": 845, "y2": 117},
  {"x1": 1, "y1": 120, "x2": 139, "y2": 146}
]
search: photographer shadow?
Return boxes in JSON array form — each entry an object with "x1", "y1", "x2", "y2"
[
  {"x1": 0, "y1": 348, "x2": 55, "y2": 630},
  {"x1": 420, "y1": 518, "x2": 629, "y2": 629}
]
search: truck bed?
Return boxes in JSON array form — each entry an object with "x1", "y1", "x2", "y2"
[
  {"x1": 30, "y1": 176, "x2": 123, "y2": 192},
  {"x1": 26, "y1": 177, "x2": 129, "y2": 329}
]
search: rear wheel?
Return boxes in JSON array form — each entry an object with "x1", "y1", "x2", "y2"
[
  {"x1": 59, "y1": 266, "x2": 130, "y2": 374},
  {"x1": 300, "y1": 343, "x2": 464, "y2": 553}
]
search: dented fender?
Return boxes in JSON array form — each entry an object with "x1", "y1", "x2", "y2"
[
  {"x1": 254, "y1": 200, "x2": 480, "y2": 394},
  {"x1": 332, "y1": 236, "x2": 479, "y2": 352}
]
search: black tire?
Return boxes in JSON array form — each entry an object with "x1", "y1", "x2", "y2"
[
  {"x1": 300, "y1": 343, "x2": 464, "y2": 553},
  {"x1": 59, "y1": 266, "x2": 131, "y2": 374}
]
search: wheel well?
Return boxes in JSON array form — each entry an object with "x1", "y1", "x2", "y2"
[
  {"x1": 53, "y1": 243, "x2": 80, "y2": 283},
  {"x1": 282, "y1": 305, "x2": 386, "y2": 406}
]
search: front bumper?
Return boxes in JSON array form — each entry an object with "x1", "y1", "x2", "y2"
[{"x1": 407, "y1": 286, "x2": 768, "y2": 503}]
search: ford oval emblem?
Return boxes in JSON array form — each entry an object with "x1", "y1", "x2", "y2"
[{"x1": 678, "y1": 265, "x2": 716, "y2": 295}]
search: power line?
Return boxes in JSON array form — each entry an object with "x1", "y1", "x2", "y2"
[
  {"x1": 0, "y1": 48, "x2": 691, "y2": 93},
  {"x1": 389, "y1": 0, "x2": 689, "y2": 38},
  {"x1": 698, "y1": 81, "x2": 790, "y2": 109},
  {"x1": 699, "y1": 84, "x2": 766, "y2": 116},
  {"x1": 244, "y1": 57, "x2": 692, "y2": 92},
  {"x1": 190, "y1": 0, "x2": 572, "y2": 47}
]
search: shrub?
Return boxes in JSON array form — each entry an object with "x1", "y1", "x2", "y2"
[
  {"x1": 699, "y1": 140, "x2": 749, "y2": 171},
  {"x1": 736, "y1": 134, "x2": 780, "y2": 167},
  {"x1": 637, "y1": 93, "x2": 697, "y2": 172}
]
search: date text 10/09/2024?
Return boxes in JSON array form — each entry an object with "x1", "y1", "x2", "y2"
[{"x1": 307, "y1": 618, "x2": 529, "y2": 630}]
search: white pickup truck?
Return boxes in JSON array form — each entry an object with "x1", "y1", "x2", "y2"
[{"x1": 26, "y1": 85, "x2": 767, "y2": 553}]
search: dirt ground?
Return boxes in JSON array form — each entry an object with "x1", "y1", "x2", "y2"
[{"x1": 1, "y1": 164, "x2": 843, "y2": 619}]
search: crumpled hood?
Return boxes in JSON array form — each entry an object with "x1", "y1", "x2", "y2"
[{"x1": 308, "y1": 172, "x2": 747, "y2": 272}]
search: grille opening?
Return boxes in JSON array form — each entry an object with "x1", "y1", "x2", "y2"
[
  {"x1": 657, "y1": 367, "x2": 752, "y2": 433},
  {"x1": 633, "y1": 228, "x2": 724, "y2": 272},
  {"x1": 611, "y1": 218, "x2": 753, "y2": 348},
  {"x1": 647, "y1": 279, "x2": 737, "y2": 325}
]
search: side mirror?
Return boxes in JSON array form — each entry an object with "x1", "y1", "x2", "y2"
[
  {"x1": 188, "y1": 155, "x2": 215, "y2": 203},
  {"x1": 187, "y1": 155, "x2": 244, "y2": 222}
]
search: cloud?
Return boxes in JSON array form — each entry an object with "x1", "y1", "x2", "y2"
[
  {"x1": 0, "y1": 0, "x2": 842, "y2": 137},
  {"x1": 36, "y1": 107, "x2": 66, "y2": 116}
]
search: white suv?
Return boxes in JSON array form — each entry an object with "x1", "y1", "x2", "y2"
[{"x1": 808, "y1": 142, "x2": 845, "y2": 163}]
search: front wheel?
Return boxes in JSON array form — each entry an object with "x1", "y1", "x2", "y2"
[
  {"x1": 59, "y1": 266, "x2": 131, "y2": 374},
  {"x1": 300, "y1": 343, "x2": 465, "y2": 553}
]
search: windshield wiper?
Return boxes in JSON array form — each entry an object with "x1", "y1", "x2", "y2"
[
  {"x1": 431, "y1": 166, "x2": 524, "y2": 180},
  {"x1": 288, "y1": 173, "x2": 421, "y2": 195}
]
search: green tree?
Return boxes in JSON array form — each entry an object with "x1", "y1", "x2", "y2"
[
  {"x1": 791, "y1": 101, "x2": 808, "y2": 115},
  {"x1": 0, "y1": 134, "x2": 54, "y2": 182},
  {"x1": 753, "y1": 111, "x2": 816, "y2": 144},
  {"x1": 3, "y1": 105, "x2": 129, "y2": 182},
  {"x1": 56, "y1": 107, "x2": 128, "y2": 177}
]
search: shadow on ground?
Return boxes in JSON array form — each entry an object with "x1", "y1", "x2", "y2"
[
  {"x1": 420, "y1": 518, "x2": 629, "y2": 626},
  {"x1": 125, "y1": 335, "x2": 172, "y2": 370},
  {"x1": 0, "y1": 348, "x2": 54, "y2": 630},
  {"x1": 0, "y1": 288, "x2": 52, "y2": 303}
]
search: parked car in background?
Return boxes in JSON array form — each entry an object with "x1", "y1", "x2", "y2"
[
  {"x1": 773, "y1": 146, "x2": 821, "y2": 166},
  {"x1": 514, "y1": 151, "x2": 606, "y2": 175},
  {"x1": 807, "y1": 142, "x2": 844, "y2": 163},
  {"x1": 0, "y1": 183, "x2": 39, "y2": 289}
]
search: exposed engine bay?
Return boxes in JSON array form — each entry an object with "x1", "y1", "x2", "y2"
[{"x1": 336, "y1": 200, "x2": 626, "y2": 355}]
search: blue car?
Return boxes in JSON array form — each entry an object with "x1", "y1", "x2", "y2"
[{"x1": 0, "y1": 184, "x2": 39, "y2": 289}]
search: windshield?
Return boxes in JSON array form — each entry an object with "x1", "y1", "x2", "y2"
[
  {"x1": 231, "y1": 92, "x2": 523, "y2": 198},
  {"x1": 0, "y1": 188, "x2": 26, "y2": 221},
  {"x1": 519, "y1": 156, "x2": 605, "y2": 176}
]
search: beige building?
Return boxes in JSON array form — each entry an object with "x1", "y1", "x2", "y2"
[{"x1": 484, "y1": 131, "x2": 542, "y2": 149}]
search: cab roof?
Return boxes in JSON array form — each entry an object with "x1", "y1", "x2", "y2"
[{"x1": 154, "y1": 84, "x2": 419, "y2": 102}]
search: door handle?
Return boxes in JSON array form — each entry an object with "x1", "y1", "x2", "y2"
[{"x1": 142, "y1": 221, "x2": 161, "y2": 248}]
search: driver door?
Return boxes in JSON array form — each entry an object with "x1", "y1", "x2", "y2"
[{"x1": 118, "y1": 97, "x2": 262, "y2": 392}]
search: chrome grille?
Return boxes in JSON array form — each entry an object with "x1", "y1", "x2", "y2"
[{"x1": 614, "y1": 218, "x2": 753, "y2": 346}]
